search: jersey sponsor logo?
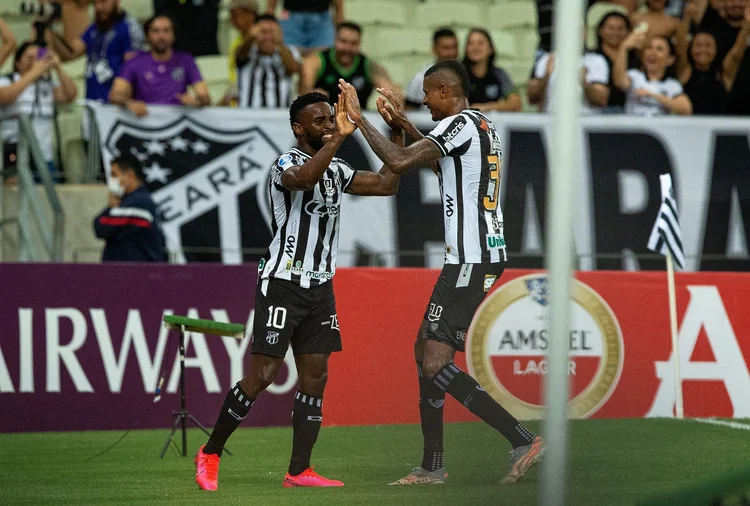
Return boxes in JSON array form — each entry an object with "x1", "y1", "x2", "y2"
[
  {"x1": 466, "y1": 274, "x2": 624, "y2": 419},
  {"x1": 284, "y1": 235, "x2": 296, "y2": 257},
  {"x1": 491, "y1": 215, "x2": 503, "y2": 233},
  {"x1": 324, "y1": 179, "x2": 335, "y2": 196},
  {"x1": 456, "y1": 329, "x2": 467, "y2": 341},
  {"x1": 285, "y1": 260, "x2": 334, "y2": 280},
  {"x1": 441, "y1": 117, "x2": 467, "y2": 144},
  {"x1": 319, "y1": 314, "x2": 340, "y2": 330},
  {"x1": 445, "y1": 194, "x2": 455, "y2": 217},
  {"x1": 258, "y1": 258, "x2": 266, "y2": 271},
  {"x1": 304, "y1": 200, "x2": 340, "y2": 217},
  {"x1": 483, "y1": 274, "x2": 497, "y2": 292},
  {"x1": 266, "y1": 330, "x2": 280, "y2": 345},
  {"x1": 486, "y1": 234, "x2": 506, "y2": 249}
]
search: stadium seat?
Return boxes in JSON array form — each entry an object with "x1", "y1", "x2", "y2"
[
  {"x1": 363, "y1": 27, "x2": 432, "y2": 59},
  {"x1": 196, "y1": 55, "x2": 230, "y2": 104},
  {"x1": 414, "y1": 1, "x2": 484, "y2": 30},
  {"x1": 490, "y1": 30, "x2": 517, "y2": 61},
  {"x1": 55, "y1": 105, "x2": 87, "y2": 184},
  {"x1": 348, "y1": 0, "x2": 409, "y2": 27},
  {"x1": 586, "y1": 2, "x2": 628, "y2": 50},
  {"x1": 0, "y1": 0, "x2": 17, "y2": 16},
  {"x1": 514, "y1": 30, "x2": 540, "y2": 63},
  {"x1": 379, "y1": 59, "x2": 407, "y2": 89},
  {"x1": 507, "y1": 60, "x2": 535, "y2": 88},
  {"x1": 489, "y1": 1, "x2": 537, "y2": 31},
  {"x1": 123, "y1": 0, "x2": 154, "y2": 22},
  {"x1": 61, "y1": 58, "x2": 86, "y2": 80}
]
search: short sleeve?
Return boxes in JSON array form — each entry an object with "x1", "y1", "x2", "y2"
[
  {"x1": 336, "y1": 159, "x2": 357, "y2": 192},
  {"x1": 493, "y1": 67, "x2": 516, "y2": 97},
  {"x1": 626, "y1": 69, "x2": 642, "y2": 90},
  {"x1": 585, "y1": 54, "x2": 609, "y2": 85},
  {"x1": 666, "y1": 79, "x2": 684, "y2": 98},
  {"x1": 405, "y1": 71, "x2": 425, "y2": 104},
  {"x1": 118, "y1": 57, "x2": 137, "y2": 82},
  {"x1": 125, "y1": 17, "x2": 145, "y2": 51},
  {"x1": 289, "y1": 45, "x2": 302, "y2": 64},
  {"x1": 185, "y1": 55, "x2": 203, "y2": 85},
  {"x1": 275, "y1": 153, "x2": 297, "y2": 175},
  {"x1": 426, "y1": 113, "x2": 473, "y2": 157},
  {"x1": 533, "y1": 52, "x2": 550, "y2": 79}
]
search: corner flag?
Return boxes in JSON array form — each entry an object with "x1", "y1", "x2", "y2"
[{"x1": 647, "y1": 174, "x2": 685, "y2": 269}]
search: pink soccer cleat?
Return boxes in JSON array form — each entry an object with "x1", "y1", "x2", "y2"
[
  {"x1": 195, "y1": 445, "x2": 220, "y2": 491},
  {"x1": 283, "y1": 466, "x2": 344, "y2": 488}
]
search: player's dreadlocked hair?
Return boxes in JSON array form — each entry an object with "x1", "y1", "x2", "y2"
[
  {"x1": 289, "y1": 92, "x2": 329, "y2": 127},
  {"x1": 424, "y1": 60, "x2": 470, "y2": 98}
]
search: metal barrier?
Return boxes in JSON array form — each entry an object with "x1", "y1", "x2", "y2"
[{"x1": 0, "y1": 115, "x2": 65, "y2": 262}]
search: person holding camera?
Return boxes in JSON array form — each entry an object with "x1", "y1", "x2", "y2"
[{"x1": 0, "y1": 42, "x2": 77, "y2": 179}]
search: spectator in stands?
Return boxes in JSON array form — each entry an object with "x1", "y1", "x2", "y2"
[
  {"x1": 234, "y1": 14, "x2": 301, "y2": 108},
  {"x1": 155, "y1": 0, "x2": 219, "y2": 57},
  {"x1": 596, "y1": 11, "x2": 640, "y2": 112},
  {"x1": 223, "y1": 0, "x2": 259, "y2": 106},
  {"x1": 405, "y1": 27, "x2": 458, "y2": 110},
  {"x1": 0, "y1": 18, "x2": 17, "y2": 68},
  {"x1": 108, "y1": 15, "x2": 210, "y2": 117},
  {"x1": 630, "y1": 0, "x2": 680, "y2": 38},
  {"x1": 0, "y1": 43, "x2": 77, "y2": 179},
  {"x1": 299, "y1": 22, "x2": 399, "y2": 109},
  {"x1": 528, "y1": 30, "x2": 611, "y2": 114},
  {"x1": 614, "y1": 31, "x2": 693, "y2": 115},
  {"x1": 690, "y1": 0, "x2": 748, "y2": 61},
  {"x1": 462, "y1": 28, "x2": 521, "y2": 113},
  {"x1": 675, "y1": 2, "x2": 750, "y2": 114},
  {"x1": 94, "y1": 153, "x2": 167, "y2": 262},
  {"x1": 46, "y1": 0, "x2": 144, "y2": 103},
  {"x1": 266, "y1": 0, "x2": 343, "y2": 56},
  {"x1": 539, "y1": 0, "x2": 636, "y2": 53}
]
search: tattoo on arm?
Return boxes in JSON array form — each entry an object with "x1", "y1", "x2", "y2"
[{"x1": 356, "y1": 116, "x2": 441, "y2": 173}]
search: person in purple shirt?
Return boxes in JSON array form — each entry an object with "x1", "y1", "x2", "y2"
[{"x1": 108, "y1": 14, "x2": 210, "y2": 117}]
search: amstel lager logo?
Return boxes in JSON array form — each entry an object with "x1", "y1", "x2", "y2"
[{"x1": 466, "y1": 274, "x2": 624, "y2": 419}]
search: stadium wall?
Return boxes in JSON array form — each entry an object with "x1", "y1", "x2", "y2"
[{"x1": 1, "y1": 263, "x2": 748, "y2": 432}]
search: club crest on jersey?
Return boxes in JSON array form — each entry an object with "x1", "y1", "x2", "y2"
[
  {"x1": 286, "y1": 260, "x2": 304, "y2": 275},
  {"x1": 266, "y1": 331, "x2": 279, "y2": 345},
  {"x1": 486, "y1": 234, "x2": 506, "y2": 250}
]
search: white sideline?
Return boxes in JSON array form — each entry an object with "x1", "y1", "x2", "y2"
[{"x1": 691, "y1": 418, "x2": 750, "y2": 431}]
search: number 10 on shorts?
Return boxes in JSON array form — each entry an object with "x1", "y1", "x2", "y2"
[{"x1": 266, "y1": 306, "x2": 287, "y2": 329}]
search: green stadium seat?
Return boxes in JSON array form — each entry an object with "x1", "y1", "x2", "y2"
[
  {"x1": 514, "y1": 29, "x2": 540, "y2": 63},
  {"x1": 489, "y1": 30, "x2": 517, "y2": 61},
  {"x1": 380, "y1": 59, "x2": 407, "y2": 89},
  {"x1": 489, "y1": 1, "x2": 537, "y2": 31},
  {"x1": 414, "y1": 1, "x2": 484, "y2": 30},
  {"x1": 348, "y1": 0, "x2": 409, "y2": 27},
  {"x1": 586, "y1": 2, "x2": 628, "y2": 50},
  {"x1": 123, "y1": 0, "x2": 154, "y2": 22},
  {"x1": 363, "y1": 27, "x2": 433, "y2": 59},
  {"x1": 61, "y1": 58, "x2": 86, "y2": 80},
  {"x1": 196, "y1": 55, "x2": 230, "y2": 104},
  {"x1": 0, "y1": 0, "x2": 19, "y2": 16}
]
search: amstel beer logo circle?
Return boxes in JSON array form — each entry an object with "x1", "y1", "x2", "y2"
[{"x1": 466, "y1": 274, "x2": 624, "y2": 419}]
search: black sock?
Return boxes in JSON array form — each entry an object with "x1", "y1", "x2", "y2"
[
  {"x1": 289, "y1": 391, "x2": 323, "y2": 476},
  {"x1": 433, "y1": 363, "x2": 534, "y2": 448},
  {"x1": 418, "y1": 361, "x2": 445, "y2": 471},
  {"x1": 204, "y1": 382, "x2": 254, "y2": 457}
]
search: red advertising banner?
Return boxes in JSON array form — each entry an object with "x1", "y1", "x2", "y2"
[
  {"x1": 325, "y1": 268, "x2": 750, "y2": 426},
  {"x1": 2, "y1": 264, "x2": 748, "y2": 432}
]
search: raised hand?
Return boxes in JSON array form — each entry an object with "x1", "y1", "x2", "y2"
[
  {"x1": 334, "y1": 91, "x2": 357, "y2": 137},
  {"x1": 624, "y1": 30, "x2": 647, "y2": 50},
  {"x1": 337, "y1": 78, "x2": 362, "y2": 123},
  {"x1": 376, "y1": 87, "x2": 407, "y2": 129}
]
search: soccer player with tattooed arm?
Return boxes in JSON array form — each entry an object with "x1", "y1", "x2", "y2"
[
  {"x1": 338, "y1": 60, "x2": 545, "y2": 486},
  {"x1": 194, "y1": 91, "x2": 406, "y2": 490}
]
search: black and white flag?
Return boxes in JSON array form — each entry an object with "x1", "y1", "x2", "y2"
[{"x1": 647, "y1": 173, "x2": 685, "y2": 269}]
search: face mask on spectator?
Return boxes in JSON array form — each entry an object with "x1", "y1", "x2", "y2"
[{"x1": 108, "y1": 177, "x2": 125, "y2": 197}]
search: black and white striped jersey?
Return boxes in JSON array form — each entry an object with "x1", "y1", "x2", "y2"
[
  {"x1": 425, "y1": 109, "x2": 506, "y2": 265},
  {"x1": 237, "y1": 46, "x2": 301, "y2": 109},
  {"x1": 259, "y1": 147, "x2": 358, "y2": 289}
]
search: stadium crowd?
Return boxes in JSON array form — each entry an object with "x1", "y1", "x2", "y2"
[{"x1": 1, "y1": 0, "x2": 750, "y2": 181}]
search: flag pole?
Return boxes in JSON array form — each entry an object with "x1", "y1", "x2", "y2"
[{"x1": 666, "y1": 251, "x2": 683, "y2": 419}]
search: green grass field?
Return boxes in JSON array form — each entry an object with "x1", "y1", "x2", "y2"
[{"x1": 4, "y1": 419, "x2": 750, "y2": 506}]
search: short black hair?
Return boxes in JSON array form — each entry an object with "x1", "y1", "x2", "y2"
[
  {"x1": 144, "y1": 13, "x2": 175, "y2": 34},
  {"x1": 112, "y1": 153, "x2": 145, "y2": 182},
  {"x1": 256, "y1": 13, "x2": 277, "y2": 23},
  {"x1": 337, "y1": 21, "x2": 362, "y2": 35},
  {"x1": 433, "y1": 27, "x2": 456, "y2": 44},
  {"x1": 13, "y1": 41, "x2": 35, "y2": 73},
  {"x1": 289, "y1": 92, "x2": 330, "y2": 127},
  {"x1": 424, "y1": 59, "x2": 470, "y2": 98}
]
